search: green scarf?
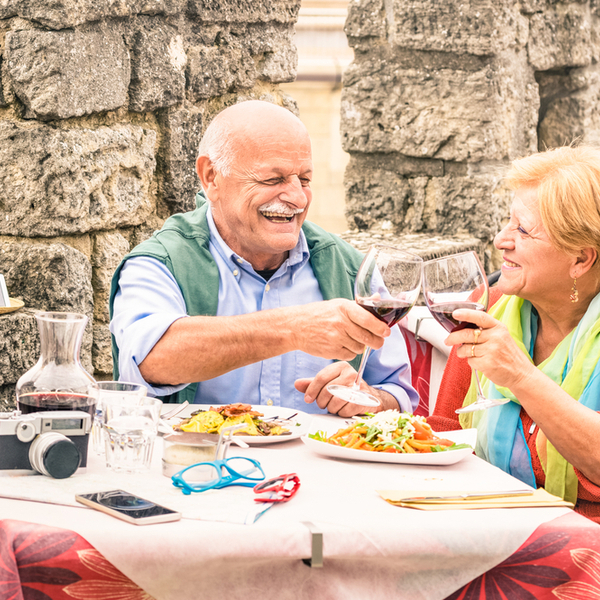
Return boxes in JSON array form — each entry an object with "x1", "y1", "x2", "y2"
[{"x1": 460, "y1": 293, "x2": 600, "y2": 504}]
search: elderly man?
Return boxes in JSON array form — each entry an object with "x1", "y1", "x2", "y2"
[{"x1": 109, "y1": 100, "x2": 418, "y2": 417}]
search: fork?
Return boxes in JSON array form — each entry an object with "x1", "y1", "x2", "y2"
[
  {"x1": 263, "y1": 412, "x2": 298, "y2": 422},
  {"x1": 161, "y1": 401, "x2": 190, "y2": 419}
]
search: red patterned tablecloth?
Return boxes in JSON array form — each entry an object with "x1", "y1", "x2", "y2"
[
  {"x1": 2, "y1": 511, "x2": 600, "y2": 600},
  {"x1": 446, "y1": 512, "x2": 600, "y2": 600},
  {"x1": 0, "y1": 519, "x2": 151, "y2": 600}
]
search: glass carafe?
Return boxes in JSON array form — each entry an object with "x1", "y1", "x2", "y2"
[{"x1": 16, "y1": 312, "x2": 98, "y2": 416}]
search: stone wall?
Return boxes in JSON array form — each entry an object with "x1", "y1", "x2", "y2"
[
  {"x1": 341, "y1": 0, "x2": 600, "y2": 269},
  {"x1": 0, "y1": 0, "x2": 300, "y2": 409}
]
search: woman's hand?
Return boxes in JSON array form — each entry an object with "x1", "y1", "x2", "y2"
[{"x1": 444, "y1": 308, "x2": 537, "y2": 390}]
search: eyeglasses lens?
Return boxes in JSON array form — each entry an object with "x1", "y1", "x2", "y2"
[
  {"x1": 181, "y1": 463, "x2": 220, "y2": 486},
  {"x1": 224, "y1": 457, "x2": 264, "y2": 481}
]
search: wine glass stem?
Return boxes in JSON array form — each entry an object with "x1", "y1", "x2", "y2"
[
  {"x1": 352, "y1": 346, "x2": 373, "y2": 389},
  {"x1": 474, "y1": 369, "x2": 486, "y2": 399}
]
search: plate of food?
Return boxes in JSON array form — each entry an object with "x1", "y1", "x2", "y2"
[
  {"x1": 164, "y1": 403, "x2": 312, "y2": 445},
  {"x1": 301, "y1": 410, "x2": 476, "y2": 466}
]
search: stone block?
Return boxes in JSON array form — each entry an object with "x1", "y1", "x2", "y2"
[
  {"x1": 388, "y1": 0, "x2": 521, "y2": 56},
  {"x1": 348, "y1": 152, "x2": 444, "y2": 178},
  {"x1": 251, "y1": 25, "x2": 297, "y2": 83},
  {"x1": 527, "y1": 4, "x2": 592, "y2": 70},
  {"x1": 187, "y1": 44, "x2": 256, "y2": 100},
  {"x1": 93, "y1": 321, "x2": 113, "y2": 377},
  {"x1": 0, "y1": 0, "x2": 185, "y2": 30},
  {"x1": 341, "y1": 229, "x2": 484, "y2": 263},
  {"x1": 345, "y1": 0, "x2": 387, "y2": 41},
  {"x1": 0, "y1": 384, "x2": 18, "y2": 411},
  {"x1": 341, "y1": 49, "x2": 539, "y2": 162},
  {"x1": 0, "y1": 242, "x2": 94, "y2": 377},
  {"x1": 5, "y1": 25, "x2": 130, "y2": 120},
  {"x1": 92, "y1": 232, "x2": 130, "y2": 324},
  {"x1": 344, "y1": 163, "x2": 511, "y2": 243},
  {"x1": 186, "y1": 22, "x2": 296, "y2": 100},
  {"x1": 158, "y1": 106, "x2": 204, "y2": 214},
  {"x1": 538, "y1": 67, "x2": 600, "y2": 149},
  {"x1": 127, "y1": 17, "x2": 187, "y2": 112},
  {"x1": 186, "y1": 0, "x2": 300, "y2": 24},
  {"x1": 0, "y1": 57, "x2": 8, "y2": 108},
  {"x1": 0, "y1": 308, "x2": 39, "y2": 388},
  {"x1": 0, "y1": 242, "x2": 93, "y2": 317},
  {"x1": 0, "y1": 121, "x2": 157, "y2": 237}
]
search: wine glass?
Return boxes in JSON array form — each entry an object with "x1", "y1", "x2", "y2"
[
  {"x1": 327, "y1": 244, "x2": 423, "y2": 408},
  {"x1": 422, "y1": 251, "x2": 508, "y2": 413}
]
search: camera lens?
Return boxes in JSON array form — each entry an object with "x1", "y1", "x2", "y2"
[{"x1": 29, "y1": 432, "x2": 81, "y2": 479}]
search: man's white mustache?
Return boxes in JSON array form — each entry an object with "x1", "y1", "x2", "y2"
[{"x1": 258, "y1": 201, "x2": 305, "y2": 216}]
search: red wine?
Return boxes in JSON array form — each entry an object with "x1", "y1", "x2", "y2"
[
  {"x1": 18, "y1": 392, "x2": 96, "y2": 416},
  {"x1": 358, "y1": 299, "x2": 413, "y2": 327},
  {"x1": 429, "y1": 301, "x2": 485, "y2": 333}
]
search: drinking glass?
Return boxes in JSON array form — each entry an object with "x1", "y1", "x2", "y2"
[
  {"x1": 92, "y1": 382, "x2": 147, "y2": 455},
  {"x1": 327, "y1": 244, "x2": 423, "y2": 408},
  {"x1": 422, "y1": 251, "x2": 508, "y2": 412},
  {"x1": 103, "y1": 396, "x2": 162, "y2": 473}
]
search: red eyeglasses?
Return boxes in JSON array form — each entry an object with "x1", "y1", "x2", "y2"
[{"x1": 253, "y1": 473, "x2": 300, "y2": 503}]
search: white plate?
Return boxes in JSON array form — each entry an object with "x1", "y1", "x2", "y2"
[
  {"x1": 166, "y1": 404, "x2": 312, "y2": 445},
  {"x1": 301, "y1": 421, "x2": 477, "y2": 466}
]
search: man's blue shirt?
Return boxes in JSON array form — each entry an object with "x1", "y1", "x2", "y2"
[{"x1": 110, "y1": 208, "x2": 418, "y2": 414}]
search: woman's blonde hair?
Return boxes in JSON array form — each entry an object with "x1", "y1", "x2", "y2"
[{"x1": 505, "y1": 145, "x2": 600, "y2": 256}]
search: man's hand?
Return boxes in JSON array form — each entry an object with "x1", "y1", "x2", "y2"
[
  {"x1": 295, "y1": 361, "x2": 398, "y2": 417},
  {"x1": 140, "y1": 298, "x2": 392, "y2": 385},
  {"x1": 287, "y1": 299, "x2": 391, "y2": 361}
]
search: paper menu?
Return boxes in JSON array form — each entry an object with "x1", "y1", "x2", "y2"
[{"x1": 378, "y1": 488, "x2": 574, "y2": 510}]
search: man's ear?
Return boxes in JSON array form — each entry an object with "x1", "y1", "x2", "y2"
[
  {"x1": 196, "y1": 155, "x2": 219, "y2": 201},
  {"x1": 573, "y1": 247, "x2": 598, "y2": 277}
]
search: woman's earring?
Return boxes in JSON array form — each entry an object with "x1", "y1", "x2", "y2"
[{"x1": 570, "y1": 277, "x2": 579, "y2": 303}]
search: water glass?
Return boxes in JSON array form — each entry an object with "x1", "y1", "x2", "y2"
[
  {"x1": 103, "y1": 396, "x2": 162, "y2": 473},
  {"x1": 92, "y1": 382, "x2": 147, "y2": 455}
]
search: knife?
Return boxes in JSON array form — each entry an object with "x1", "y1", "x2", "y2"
[{"x1": 399, "y1": 490, "x2": 534, "y2": 503}]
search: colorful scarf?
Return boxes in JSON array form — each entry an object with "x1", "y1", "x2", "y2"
[{"x1": 459, "y1": 293, "x2": 600, "y2": 504}]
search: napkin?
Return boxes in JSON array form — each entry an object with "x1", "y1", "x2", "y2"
[{"x1": 377, "y1": 488, "x2": 574, "y2": 510}]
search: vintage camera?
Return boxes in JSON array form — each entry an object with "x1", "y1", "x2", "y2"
[{"x1": 0, "y1": 410, "x2": 91, "y2": 479}]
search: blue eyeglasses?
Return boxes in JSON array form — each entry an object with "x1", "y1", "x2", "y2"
[{"x1": 171, "y1": 457, "x2": 266, "y2": 495}]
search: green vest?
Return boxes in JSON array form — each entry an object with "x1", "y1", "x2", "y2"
[{"x1": 109, "y1": 191, "x2": 364, "y2": 403}]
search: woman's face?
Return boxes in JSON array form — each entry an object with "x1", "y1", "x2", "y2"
[{"x1": 494, "y1": 186, "x2": 576, "y2": 305}]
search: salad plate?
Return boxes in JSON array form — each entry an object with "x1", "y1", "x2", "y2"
[
  {"x1": 164, "y1": 404, "x2": 312, "y2": 445},
  {"x1": 301, "y1": 419, "x2": 477, "y2": 466}
]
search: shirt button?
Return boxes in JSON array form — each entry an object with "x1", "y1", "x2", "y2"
[
  {"x1": 233, "y1": 269, "x2": 239, "y2": 276},
  {"x1": 267, "y1": 399, "x2": 273, "y2": 406},
  {"x1": 237, "y1": 258, "x2": 243, "y2": 264},
  {"x1": 265, "y1": 284, "x2": 270, "y2": 292}
]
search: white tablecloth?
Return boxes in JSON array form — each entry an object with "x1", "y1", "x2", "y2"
[{"x1": 0, "y1": 414, "x2": 571, "y2": 600}]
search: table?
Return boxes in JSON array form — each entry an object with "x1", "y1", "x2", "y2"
[{"x1": 1, "y1": 413, "x2": 599, "y2": 600}]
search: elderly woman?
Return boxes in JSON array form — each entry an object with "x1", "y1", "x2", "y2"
[{"x1": 429, "y1": 145, "x2": 600, "y2": 522}]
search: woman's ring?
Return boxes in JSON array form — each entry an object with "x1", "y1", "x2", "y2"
[
  {"x1": 473, "y1": 328, "x2": 482, "y2": 343},
  {"x1": 471, "y1": 344, "x2": 476, "y2": 358}
]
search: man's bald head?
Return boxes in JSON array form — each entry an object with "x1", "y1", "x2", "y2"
[{"x1": 197, "y1": 101, "x2": 309, "y2": 176}]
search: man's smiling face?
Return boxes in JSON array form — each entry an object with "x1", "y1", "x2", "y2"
[{"x1": 205, "y1": 107, "x2": 313, "y2": 271}]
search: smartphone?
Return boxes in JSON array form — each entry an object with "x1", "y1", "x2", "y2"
[{"x1": 75, "y1": 490, "x2": 181, "y2": 525}]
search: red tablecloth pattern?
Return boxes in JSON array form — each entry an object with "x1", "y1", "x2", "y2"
[
  {"x1": 0, "y1": 519, "x2": 153, "y2": 600},
  {"x1": 3, "y1": 511, "x2": 600, "y2": 600},
  {"x1": 445, "y1": 512, "x2": 600, "y2": 600}
]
